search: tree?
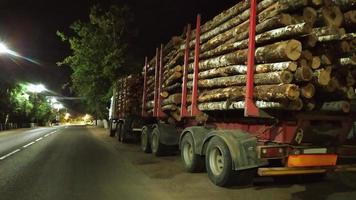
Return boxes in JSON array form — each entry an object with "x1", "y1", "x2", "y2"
[
  {"x1": 57, "y1": 4, "x2": 139, "y2": 119},
  {"x1": 0, "y1": 82, "x2": 54, "y2": 127}
]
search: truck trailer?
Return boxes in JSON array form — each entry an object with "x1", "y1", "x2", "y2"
[{"x1": 109, "y1": 0, "x2": 356, "y2": 186}]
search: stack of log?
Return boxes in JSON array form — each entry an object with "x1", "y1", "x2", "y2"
[
  {"x1": 116, "y1": 75, "x2": 143, "y2": 116},
  {"x1": 143, "y1": 0, "x2": 356, "y2": 121}
]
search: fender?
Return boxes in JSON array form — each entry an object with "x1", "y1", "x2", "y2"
[
  {"x1": 179, "y1": 126, "x2": 211, "y2": 155},
  {"x1": 202, "y1": 130, "x2": 268, "y2": 171},
  {"x1": 152, "y1": 123, "x2": 179, "y2": 146}
]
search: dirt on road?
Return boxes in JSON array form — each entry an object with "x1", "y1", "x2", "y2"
[{"x1": 90, "y1": 127, "x2": 356, "y2": 200}]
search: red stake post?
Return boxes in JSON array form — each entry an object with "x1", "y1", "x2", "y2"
[
  {"x1": 244, "y1": 0, "x2": 260, "y2": 117},
  {"x1": 157, "y1": 44, "x2": 166, "y2": 118},
  {"x1": 153, "y1": 48, "x2": 159, "y2": 117},
  {"x1": 141, "y1": 57, "x2": 148, "y2": 117},
  {"x1": 180, "y1": 24, "x2": 191, "y2": 118},
  {"x1": 191, "y1": 14, "x2": 202, "y2": 116}
]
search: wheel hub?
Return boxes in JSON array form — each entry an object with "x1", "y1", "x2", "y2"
[
  {"x1": 209, "y1": 147, "x2": 224, "y2": 176},
  {"x1": 183, "y1": 142, "x2": 193, "y2": 166}
]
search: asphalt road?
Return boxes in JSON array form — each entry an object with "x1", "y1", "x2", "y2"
[{"x1": 0, "y1": 126, "x2": 355, "y2": 200}]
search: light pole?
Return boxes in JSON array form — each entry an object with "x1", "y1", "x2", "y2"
[{"x1": 26, "y1": 84, "x2": 47, "y2": 126}]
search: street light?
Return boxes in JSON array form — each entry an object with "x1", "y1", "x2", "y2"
[
  {"x1": 0, "y1": 42, "x2": 39, "y2": 65},
  {"x1": 53, "y1": 103, "x2": 64, "y2": 111},
  {"x1": 0, "y1": 42, "x2": 19, "y2": 56},
  {"x1": 27, "y1": 84, "x2": 46, "y2": 93},
  {"x1": 26, "y1": 84, "x2": 47, "y2": 126}
]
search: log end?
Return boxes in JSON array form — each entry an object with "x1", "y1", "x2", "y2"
[
  {"x1": 286, "y1": 84, "x2": 301, "y2": 101},
  {"x1": 288, "y1": 62, "x2": 298, "y2": 72},
  {"x1": 303, "y1": 7, "x2": 317, "y2": 25},
  {"x1": 326, "y1": 77, "x2": 339, "y2": 92},
  {"x1": 304, "y1": 99, "x2": 316, "y2": 111},
  {"x1": 288, "y1": 99, "x2": 304, "y2": 111},
  {"x1": 296, "y1": 66, "x2": 313, "y2": 82},
  {"x1": 281, "y1": 71, "x2": 294, "y2": 84},
  {"x1": 286, "y1": 40, "x2": 302, "y2": 61},
  {"x1": 281, "y1": 14, "x2": 293, "y2": 26},
  {"x1": 318, "y1": 68, "x2": 332, "y2": 86},
  {"x1": 322, "y1": 6, "x2": 344, "y2": 28},
  {"x1": 311, "y1": 56, "x2": 321, "y2": 69},
  {"x1": 301, "y1": 83, "x2": 315, "y2": 99}
]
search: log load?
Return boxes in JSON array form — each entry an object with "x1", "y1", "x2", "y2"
[{"x1": 141, "y1": 0, "x2": 356, "y2": 122}]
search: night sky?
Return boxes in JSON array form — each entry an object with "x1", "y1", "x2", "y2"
[{"x1": 0, "y1": 0, "x2": 234, "y2": 111}]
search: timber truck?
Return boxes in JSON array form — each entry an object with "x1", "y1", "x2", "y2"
[{"x1": 109, "y1": 0, "x2": 356, "y2": 186}]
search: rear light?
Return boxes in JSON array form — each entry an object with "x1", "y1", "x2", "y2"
[
  {"x1": 287, "y1": 154, "x2": 337, "y2": 167},
  {"x1": 259, "y1": 146, "x2": 288, "y2": 159}
]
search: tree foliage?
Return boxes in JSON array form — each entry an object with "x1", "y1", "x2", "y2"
[
  {"x1": 0, "y1": 82, "x2": 55, "y2": 125},
  {"x1": 57, "y1": 5, "x2": 138, "y2": 119}
]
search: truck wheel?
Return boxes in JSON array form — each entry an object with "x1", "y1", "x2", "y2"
[
  {"x1": 116, "y1": 122, "x2": 123, "y2": 142},
  {"x1": 181, "y1": 133, "x2": 205, "y2": 172},
  {"x1": 206, "y1": 137, "x2": 254, "y2": 187},
  {"x1": 151, "y1": 127, "x2": 166, "y2": 156},
  {"x1": 121, "y1": 115, "x2": 143, "y2": 143},
  {"x1": 141, "y1": 126, "x2": 152, "y2": 153},
  {"x1": 109, "y1": 121, "x2": 116, "y2": 137}
]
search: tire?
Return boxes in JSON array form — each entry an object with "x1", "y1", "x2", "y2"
[
  {"x1": 151, "y1": 127, "x2": 166, "y2": 156},
  {"x1": 181, "y1": 133, "x2": 205, "y2": 172},
  {"x1": 205, "y1": 137, "x2": 255, "y2": 187},
  {"x1": 141, "y1": 126, "x2": 152, "y2": 153},
  {"x1": 121, "y1": 115, "x2": 143, "y2": 143},
  {"x1": 116, "y1": 122, "x2": 123, "y2": 142},
  {"x1": 109, "y1": 121, "x2": 116, "y2": 137}
]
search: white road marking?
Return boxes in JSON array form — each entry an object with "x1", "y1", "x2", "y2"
[
  {"x1": 0, "y1": 149, "x2": 21, "y2": 160},
  {"x1": 0, "y1": 129, "x2": 62, "y2": 161},
  {"x1": 23, "y1": 142, "x2": 36, "y2": 148}
]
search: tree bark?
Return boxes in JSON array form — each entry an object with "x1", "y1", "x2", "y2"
[
  {"x1": 321, "y1": 101, "x2": 351, "y2": 113},
  {"x1": 313, "y1": 26, "x2": 346, "y2": 37},
  {"x1": 186, "y1": 0, "x2": 276, "y2": 49},
  {"x1": 162, "y1": 104, "x2": 178, "y2": 112},
  {"x1": 339, "y1": 55, "x2": 356, "y2": 66},
  {"x1": 163, "y1": 71, "x2": 182, "y2": 88},
  {"x1": 188, "y1": 62, "x2": 297, "y2": 79},
  {"x1": 198, "y1": 84, "x2": 300, "y2": 103},
  {"x1": 200, "y1": 13, "x2": 293, "y2": 53},
  {"x1": 162, "y1": 82, "x2": 181, "y2": 93},
  {"x1": 199, "y1": 23, "x2": 311, "y2": 60},
  {"x1": 191, "y1": 40, "x2": 302, "y2": 72},
  {"x1": 188, "y1": 71, "x2": 293, "y2": 89},
  {"x1": 197, "y1": 99, "x2": 303, "y2": 111},
  {"x1": 258, "y1": 0, "x2": 308, "y2": 23},
  {"x1": 162, "y1": 93, "x2": 182, "y2": 105},
  {"x1": 164, "y1": 65, "x2": 183, "y2": 80}
]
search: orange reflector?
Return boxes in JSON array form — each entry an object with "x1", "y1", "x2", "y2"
[{"x1": 287, "y1": 154, "x2": 337, "y2": 167}]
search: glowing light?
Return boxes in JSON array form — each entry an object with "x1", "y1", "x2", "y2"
[
  {"x1": 0, "y1": 42, "x2": 19, "y2": 56},
  {"x1": 83, "y1": 114, "x2": 91, "y2": 121},
  {"x1": 53, "y1": 103, "x2": 64, "y2": 110},
  {"x1": 0, "y1": 42, "x2": 40, "y2": 65},
  {"x1": 64, "y1": 113, "x2": 71, "y2": 120},
  {"x1": 22, "y1": 93, "x2": 30, "y2": 101},
  {"x1": 27, "y1": 84, "x2": 46, "y2": 93},
  {"x1": 50, "y1": 97, "x2": 58, "y2": 104}
]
